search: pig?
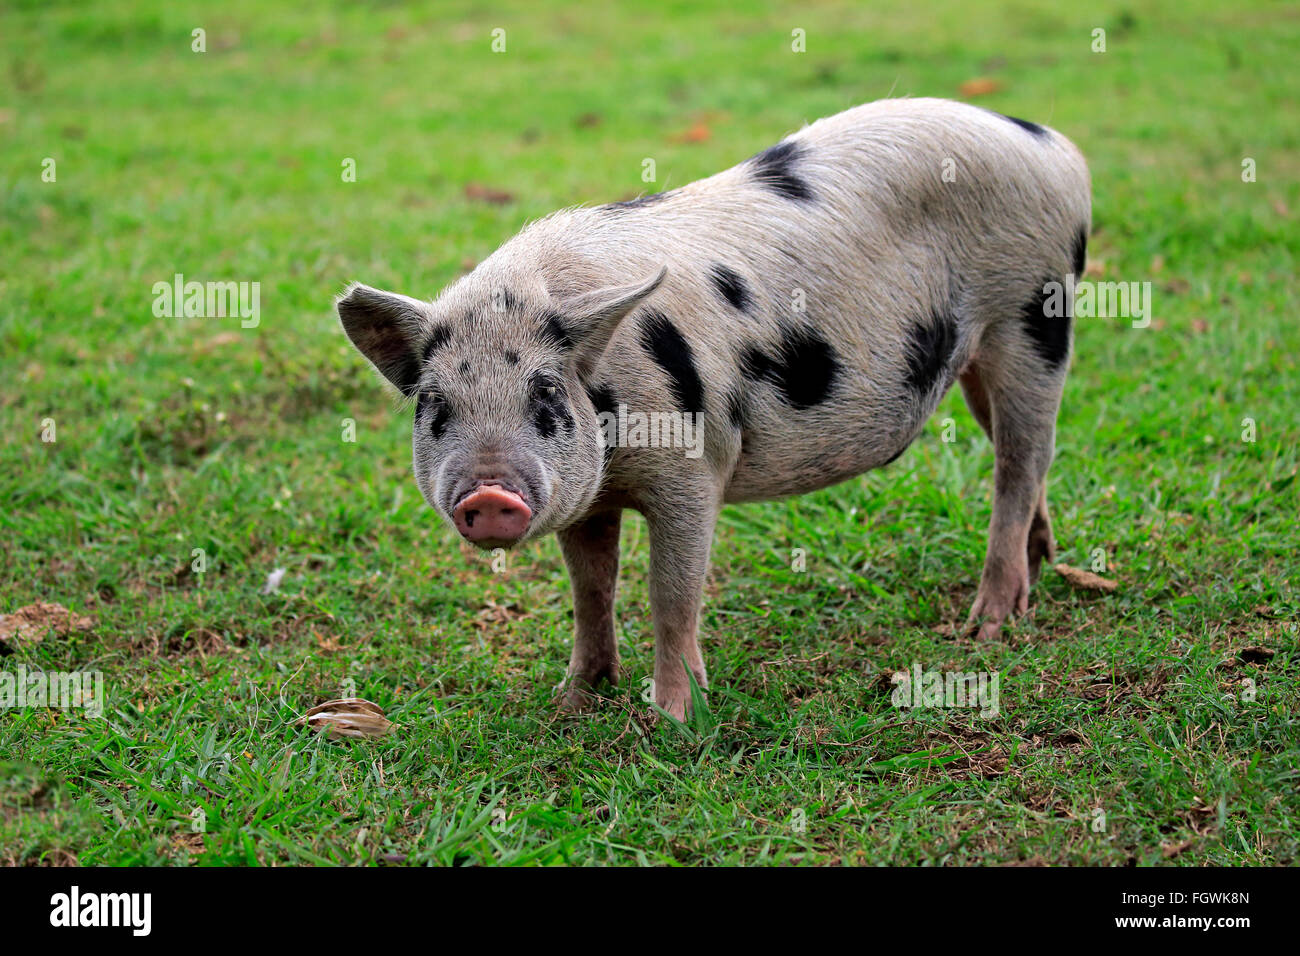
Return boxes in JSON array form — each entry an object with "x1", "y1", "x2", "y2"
[{"x1": 337, "y1": 97, "x2": 1091, "y2": 720}]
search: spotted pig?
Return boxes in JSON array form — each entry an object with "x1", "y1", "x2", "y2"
[{"x1": 337, "y1": 97, "x2": 1092, "y2": 720}]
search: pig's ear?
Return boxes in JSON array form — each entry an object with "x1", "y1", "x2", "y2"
[
  {"x1": 560, "y1": 266, "x2": 668, "y2": 377},
  {"x1": 336, "y1": 283, "x2": 433, "y2": 397}
]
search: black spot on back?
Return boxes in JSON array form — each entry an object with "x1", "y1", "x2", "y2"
[
  {"x1": 586, "y1": 382, "x2": 618, "y2": 463},
  {"x1": 710, "y1": 264, "x2": 754, "y2": 314},
  {"x1": 903, "y1": 315, "x2": 957, "y2": 395},
  {"x1": 881, "y1": 442, "x2": 910, "y2": 467},
  {"x1": 586, "y1": 382, "x2": 618, "y2": 419},
  {"x1": 639, "y1": 311, "x2": 705, "y2": 414},
  {"x1": 725, "y1": 388, "x2": 747, "y2": 431},
  {"x1": 420, "y1": 324, "x2": 452, "y2": 363},
  {"x1": 741, "y1": 325, "x2": 839, "y2": 410},
  {"x1": 1020, "y1": 279, "x2": 1071, "y2": 368},
  {"x1": 992, "y1": 111, "x2": 1049, "y2": 138},
  {"x1": 491, "y1": 288, "x2": 520, "y2": 313},
  {"x1": 749, "y1": 140, "x2": 814, "y2": 202},
  {"x1": 1072, "y1": 227, "x2": 1088, "y2": 277},
  {"x1": 540, "y1": 311, "x2": 573, "y2": 350},
  {"x1": 605, "y1": 190, "x2": 673, "y2": 211}
]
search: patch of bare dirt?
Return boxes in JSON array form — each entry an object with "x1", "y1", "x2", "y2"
[{"x1": 0, "y1": 603, "x2": 94, "y2": 652}]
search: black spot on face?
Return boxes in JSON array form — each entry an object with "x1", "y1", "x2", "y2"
[
  {"x1": 391, "y1": 355, "x2": 421, "y2": 397},
  {"x1": 458, "y1": 359, "x2": 471, "y2": 375},
  {"x1": 417, "y1": 391, "x2": 451, "y2": 441},
  {"x1": 604, "y1": 190, "x2": 673, "y2": 211},
  {"x1": 1072, "y1": 227, "x2": 1088, "y2": 277},
  {"x1": 741, "y1": 325, "x2": 839, "y2": 410},
  {"x1": 749, "y1": 140, "x2": 814, "y2": 202},
  {"x1": 903, "y1": 314, "x2": 957, "y2": 395},
  {"x1": 504, "y1": 350, "x2": 519, "y2": 365},
  {"x1": 639, "y1": 311, "x2": 705, "y2": 414},
  {"x1": 540, "y1": 312, "x2": 572, "y2": 351},
  {"x1": 420, "y1": 324, "x2": 452, "y2": 363},
  {"x1": 992, "y1": 111, "x2": 1049, "y2": 138},
  {"x1": 534, "y1": 404, "x2": 558, "y2": 438},
  {"x1": 710, "y1": 264, "x2": 754, "y2": 314},
  {"x1": 530, "y1": 375, "x2": 572, "y2": 439},
  {"x1": 1020, "y1": 280, "x2": 1071, "y2": 368}
]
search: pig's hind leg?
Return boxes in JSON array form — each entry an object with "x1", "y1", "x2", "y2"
[
  {"x1": 960, "y1": 321, "x2": 1067, "y2": 641},
  {"x1": 556, "y1": 510, "x2": 624, "y2": 711},
  {"x1": 959, "y1": 364, "x2": 1056, "y2": 584}
]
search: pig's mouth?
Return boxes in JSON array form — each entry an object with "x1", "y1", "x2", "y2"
[{"x1": 450, "y1": 480, "x2": 534, "y2": 549}]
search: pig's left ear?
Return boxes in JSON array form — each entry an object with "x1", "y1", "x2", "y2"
[
  {"x1": 559, "y1": 266, "x2": 668, "y2": 377},
  {"x1": 336, "y1": 283, "x2": 434, "y2": 397}
]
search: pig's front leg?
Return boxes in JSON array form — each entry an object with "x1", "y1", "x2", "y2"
[
  {"x1": 556, "y1": 510, "x2": 623, "y2": 711},
  {"x1": 645, "y1": 490, "x2": 720, "y2": 721}
]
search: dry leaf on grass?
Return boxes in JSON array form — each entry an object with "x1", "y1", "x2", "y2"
[
  {"x1": 1238, "y1": 646, "x2": 1275, "y2": 664},
  {"x1": 669, "y1": 121, "x2": 711, "y2": 144},
  {"x1": 464, "y1": 182, "x2": 515, "y2": 205},
  {"x1": 958, "y1": 77, "x2": 1003, "y2": 97},
  {"x1": 296, "y1": 698, "x2": 394, "y2": 739},
  {"x1": 0, "y1": 602, "x2": 95, "y2": 650},
  {"x1": 472, "y1": 599, "x2": 531, "y2": 630},
  {"x1": 171, "y1": 832, "x2": 206, "y2": 855},
  {"x1": 1054, "y1": 564, "x2": 1118, "y2": 592}
]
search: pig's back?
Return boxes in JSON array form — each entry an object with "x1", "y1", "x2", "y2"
[{"x1": 517, "y1": 98, "x2": 1091, "y2": 501}]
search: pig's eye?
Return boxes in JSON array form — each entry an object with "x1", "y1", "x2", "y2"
[{"x1": 531, "y1": 375, "x2": 560, "y2": 402}]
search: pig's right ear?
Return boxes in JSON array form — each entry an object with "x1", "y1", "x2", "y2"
[
  {"x1": 559, "y1": 266, "x2": 668, "y2": 377},
  {"x1": 336, "y1": 283, "x2": 434, "y2": 397}
]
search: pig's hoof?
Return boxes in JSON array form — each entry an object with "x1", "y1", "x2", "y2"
[
  {"x1": 556, "y1": 681, "x2": 595, "y2": 713},
  {"x1": 649, "y1": 664, "x2": 707, "y2": 722},
  {"x1": 653, "y1": 691, "x2": 690, "y2": 723},
  {"x1": 970, "y1": 618, "x2": 1006, "y2": 642},
  {"x1": 555, "y1": 668, "x2": 617, "y2": 713},
  {"x1": 965, "y1": 581, "x2": 1029, "y2": 642}
]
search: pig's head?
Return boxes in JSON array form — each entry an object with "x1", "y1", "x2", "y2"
[{"x1": 336, "y1": 266, "x2": 666, "y2": 549}]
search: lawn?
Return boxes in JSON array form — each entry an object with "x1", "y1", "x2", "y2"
[{"x1": 1, "y1": 0, "x2": 1297, "y2": 865}]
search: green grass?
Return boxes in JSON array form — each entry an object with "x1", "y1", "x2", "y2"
[{"x1": 2, "y1": 0, "x2": 1297, "y2": 866}]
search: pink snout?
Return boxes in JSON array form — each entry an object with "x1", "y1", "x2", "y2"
[{"x1": 452, "y1": 484, "x2": 532, "y2": 546}]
